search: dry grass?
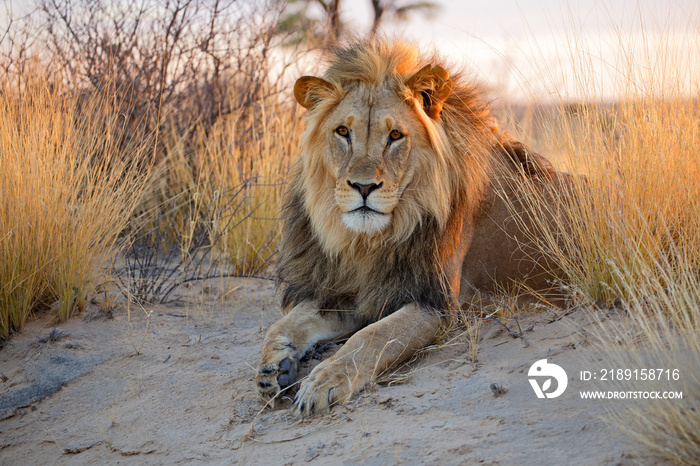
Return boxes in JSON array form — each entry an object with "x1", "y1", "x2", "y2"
[
  {"x1": 502, "y1": 11, "x2": 700, "y2": 463},
  {"x1": 0, "y1": 0, "x2": 303, "y2": 319},
  {"x1": 0, "y1": 71, "x2": 149, "y2": 338},
  {"x1": 189, "y1": 99, "x2": 301, "y2": 275},
  {"x1": 509, "y1": 97, "x2": 700, "y2": 309},
  {"x1": 134, "y1": 94, "x2": 303, "y2": 279},
  {"x1": 586, "y1": 310, "x2": 700, "y2": 465}
]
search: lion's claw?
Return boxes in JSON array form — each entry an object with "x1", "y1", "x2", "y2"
[{"x1": 292, "y1": 358, "x2": 364, "y2": 417}]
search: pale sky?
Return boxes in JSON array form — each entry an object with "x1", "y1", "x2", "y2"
[
  {"x1": 343, "y1": 0, "x2": 700, "y2": 102},
  {"x1": 2, "y1": 0, "x2": 697, "y2": 102}
]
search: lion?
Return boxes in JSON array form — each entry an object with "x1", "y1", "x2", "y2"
[{"x1": 256, "y1": 40, "x2": 569, "y2": 417}]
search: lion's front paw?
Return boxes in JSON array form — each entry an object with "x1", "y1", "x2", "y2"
[
  {"x1": 256, "y1": 347, "x2": 298, "y2": 406},
  {"x1": 292, "y1": 358, "x2": 369, "y2": 417}
]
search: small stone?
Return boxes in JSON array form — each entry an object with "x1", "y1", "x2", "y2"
[{"x1": 305, "y1": 446, "x2": 319, "y2": 462}]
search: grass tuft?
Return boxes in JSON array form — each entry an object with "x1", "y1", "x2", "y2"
[
  {"x1": 0, "y1": 71, "x2": 149, "y2": 338},
  {"x1": 503, "y1": 9, "x2": 700, "y2": 462}
]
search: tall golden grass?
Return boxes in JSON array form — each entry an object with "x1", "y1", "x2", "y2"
[
  {"x1": 134, "y1": 95, "x2": 302, "y2": 278},
  {"x1": 513, "y1": 97, "x2": 699, "y2": 464},
  {"x1": 505, "y1": 16, "x2": 700, "y2": 463},
  {"x1": 0, "y1": 72, "x2": 150, "y2": 338},
  {"x1": 513, "y1": 97, "x2": 699, "y2": 306}
]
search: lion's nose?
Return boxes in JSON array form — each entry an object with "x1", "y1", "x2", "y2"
[{"x1": 347, "y1": 180, "x2": 383, "y2": 200}]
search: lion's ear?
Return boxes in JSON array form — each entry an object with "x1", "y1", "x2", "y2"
[
  {"x1": 406, "y1": 64, "x2": 453, "y2": 119},
  {"x1": 294, "y1": 76, "x2": 335, "y2": 109}
]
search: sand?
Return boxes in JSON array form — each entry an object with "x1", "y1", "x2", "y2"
[{"x1": 0, "y1": 278, "x2": 665, "y2": 465}]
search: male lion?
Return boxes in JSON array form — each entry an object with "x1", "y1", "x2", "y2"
[{"x1": 256, "y1": 40, "x2": 567, "y2": 417}]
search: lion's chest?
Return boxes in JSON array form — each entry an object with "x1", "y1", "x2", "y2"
[
  {"x1": 312, "y1": 243, "x2": 442, "y2": 320},
  {"x1": 316, "y1": 252, "x2": 381, "y2": 307},
  {"x1": 280, "y1": 197, "x2": 447, "y2": 320}
]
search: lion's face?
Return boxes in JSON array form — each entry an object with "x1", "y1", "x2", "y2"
[
  {"x1": 294, "y1": 64, "x2": 453, "y2": 239},
  {"x1": 323, "y1": 82, "x2": 421, "y2": 234}
]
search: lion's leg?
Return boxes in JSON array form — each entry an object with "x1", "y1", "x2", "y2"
[
  {"x1": 256, "y1": 302, "x2": 362, "y2": 405},
  {"x1": 292, "y1": 303, "x2": 441, "y2": 417}
]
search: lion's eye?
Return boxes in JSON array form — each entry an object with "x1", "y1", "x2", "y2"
[
  {"x1": 389, "y1": 129, "x2": 403, "y2": 140},
  {"x1": 336, "y1": 126, "x2": 349, "y2": 137}
]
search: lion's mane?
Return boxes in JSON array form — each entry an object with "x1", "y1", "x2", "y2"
[{"x1": 277, "y1": 40, "x2": 554, "y2": 323}]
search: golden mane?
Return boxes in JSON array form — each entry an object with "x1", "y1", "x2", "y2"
[{"x1": 277, "y1": 39, "x2": 555, "y2": 319}]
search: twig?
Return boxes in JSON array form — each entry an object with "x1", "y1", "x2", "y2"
[{"x1": 244, "y1": 416, "x2": 348, "y2": 444}]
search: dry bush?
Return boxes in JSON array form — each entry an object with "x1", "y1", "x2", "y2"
[
  {"x1": 0, "y1": 69, "x2": 150, "y2": 339},
  {"x1": 35, "y1": 0, "x2": 297, "y2": 136},
  {"x1": 0, "y1": 0, "x2": 307, "y2": 311},
  {"x1": 0, "y1": 0, "x2": 308, "y2": 303}
]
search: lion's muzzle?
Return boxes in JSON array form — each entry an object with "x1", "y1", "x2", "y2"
[{"x1": 337, "y1": 175, "x2": 398, "y2": 234}]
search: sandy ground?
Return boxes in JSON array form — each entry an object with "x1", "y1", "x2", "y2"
[{"x1": 0, "y1": 278, "x2": 665, "y2": 465}]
